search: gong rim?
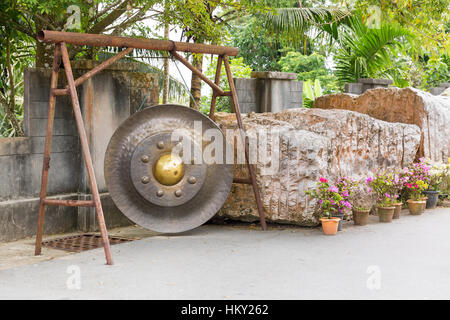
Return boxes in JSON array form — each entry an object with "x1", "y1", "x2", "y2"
[{"x1": 104, "y1": 104, "x2": 233, "y2": 233}]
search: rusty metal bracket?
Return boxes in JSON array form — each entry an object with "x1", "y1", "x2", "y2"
[{"x1": 34, "y1": 30, "x2": 267, "y2": 266}]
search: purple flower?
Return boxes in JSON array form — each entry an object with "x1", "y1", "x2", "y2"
[{"x1": 366, "y1": 177, "x2": 373, "y2": 184}]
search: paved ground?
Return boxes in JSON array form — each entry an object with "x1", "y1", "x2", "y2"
[
  {"x1": 1, "y1": 207, "x2": 450, "y2": 299},
  {"x1": 0, "y1": 226, "x2": 157, "y2": 271}
]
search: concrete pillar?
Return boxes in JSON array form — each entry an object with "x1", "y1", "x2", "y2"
[
  {"x1": 430, "y1": 83, "x2": 450, "y2": 96},
  {"x1": 233, "y1": 72, "x2": 303, "y2": 113}
]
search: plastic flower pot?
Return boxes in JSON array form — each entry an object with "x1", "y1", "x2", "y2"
[
  {"x1": 377, "y1": 206, "x2": 395, "y2": 222},
  {"x1": 392, "y1": 202, "x2": 402, "y2": 219},
  {"x1": 439, "y1": 194, "x2": 448, "y2": 200},
  {"x1": 352, "y1": 209, "x2": 370, "y2": 226},
  {"x1": 423, "y1": 191, "x2": 440, "y2": 209},
  {"x1": 332, "y1": 213, "x2": 344, "y2": 231},
  {"x1": 320, "y1": 218, "x2": 340, "y2": 235},
  {"x1": 407, "y1": 199, "x2": 426, "y2": 215}
]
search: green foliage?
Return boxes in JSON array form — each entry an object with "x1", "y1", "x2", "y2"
[
  {"x1": 355, "y1": 0, "x2": 450, "y2": 57},
  {"x1": 278, "y1": 51, "x2": 339, "y2": 94},
  {"x1": 200, "y1": 56, "x2": 252, "y2": 115},
  {"x1": 262, "y1": 6, "x2": 351, "y2": 49},
  {"x1": 334, "y1": 14, "x2": 413, "y2": 86},
  {"x1": 302, "y1": 79, "x2": 323, "y2": 108},
  {"x1": 0, "y1": 1, "x2": 35, "y2": 136},
  {"x1": 422, "y1": 55, "x2": 450, "y2": 89},
  {"x1": 231, "y1": 18, "x2": 283, "y2": 71}
]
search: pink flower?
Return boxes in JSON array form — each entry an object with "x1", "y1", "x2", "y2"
[
  {"x1": 319, "y1": 177, "x2": 327, "y2": 183},
  {"x1": 328, "y1": 186, "x2": 339, "y2": 193},
  {"x1": 366, "y1": 177, "x2": 373, "y2": 184}
]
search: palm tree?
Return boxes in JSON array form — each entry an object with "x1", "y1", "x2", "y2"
[{"x1": 334, "y1": 15, "x2": 413, "y2": 85}]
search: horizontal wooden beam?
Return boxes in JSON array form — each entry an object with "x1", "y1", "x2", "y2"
[
  {"x1": 38, "y1": 30, "x2": 239, "y2": 56},
  {"x1": 43, "y1": 199, "x2": 95, "y2": 207}
]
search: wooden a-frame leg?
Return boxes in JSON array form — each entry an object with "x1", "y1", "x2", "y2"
[
  {"x1": 60, "y1": 42, "x2": 114, "y2": 265},
  {"x1": 209, "y1": 55, "x2": 223, "y2": 119},
  {"x1": 223, "y1": 56, "x2": 267, "y2": 231},
  {"x1": 35, "y1": 44, "x2": 62, "y2": 256}
]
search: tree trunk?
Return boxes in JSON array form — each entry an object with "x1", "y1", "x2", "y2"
[
  {"x1": 162, "y1": 23, "x2": 170, "y2": 104},
  {"x1": 4, "y1": 35, "x2": 23, "y2": 136},
  {"x1": 189, "y1": 52, "x2": 203, "y2": 110}
]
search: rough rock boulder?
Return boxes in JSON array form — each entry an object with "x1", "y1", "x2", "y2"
[
  {"x1": 214, "y1": 108, "x2": 421, "y2": 226},
  {"x1": 314, "y1": 87, "x2": 450, "y2": 162}
]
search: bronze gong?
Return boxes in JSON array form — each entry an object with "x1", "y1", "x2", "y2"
[{"x1": 104, "y1": 104, "x2": 233, "y2": 233}]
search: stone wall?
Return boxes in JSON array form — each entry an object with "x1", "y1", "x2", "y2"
[
  {"x1": 214, "y1": 108, "x2": 421, "y2": 226},
  {"x1": 0, "y1": 62, "x2": 158, "y2": 241},
  {"x1": 233, "y1": 71, "x2": 302, "y2": 113},
  {"x1": 314, "y1": 87, "x2": 450, "y2": 162},
  {"x1": 344, "y1": 78, "x2": 393, "y2": 95},
  {"x1": 430, "y1": 83, "x2": 450, "y2": 96}
]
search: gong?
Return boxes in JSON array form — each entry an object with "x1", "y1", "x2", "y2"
[{"x1": 104, "y1": 104, "x2": 233, "y2": 233}]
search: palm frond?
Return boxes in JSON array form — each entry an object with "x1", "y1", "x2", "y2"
[
  {"x1": 262, "y1": 7, "x2": 351, "y2": 48},
  {"x1": 334, "y1": 16, "x2": 413, "y2": 85},
  {"x1": 98, "y1": 50, "x2": 188, "y2": 102}
]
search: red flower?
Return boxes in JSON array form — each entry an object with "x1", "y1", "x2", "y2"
[{"x1": 319, "y1": 177, "x2": 327, "y2": 183}]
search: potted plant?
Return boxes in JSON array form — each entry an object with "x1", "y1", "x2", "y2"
[
  {"x1": 367, "y1": 171, "x2": 396, "y2": 223},
  {"x1": 306, "y1": 177, "x2": 351, "y2": 235},
  {"x1": 423, "y1": 158, "x2": 449, "y2": 209},
  {"x1": 349, "y1": 185, "x2": 374, "y2": 226},
  {"x1": 405, "y1": 180, "x2": 429, "y2": 215},
  {"x1": 391, "y1": 173, "x2": 407, "y2": 219},
  {"x1": 403, "y1": 159, "x2": 431, "y2": 215},
  {"x1": 334, "y1": 176, "x2": 357, "y2": 230}
]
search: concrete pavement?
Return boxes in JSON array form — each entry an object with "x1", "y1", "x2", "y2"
[{"x1": 1, "y1": 207, "x2": 450, "y2": 299}]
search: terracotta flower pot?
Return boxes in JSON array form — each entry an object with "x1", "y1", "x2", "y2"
[
  {"x1": 377, "y1": 206, "x2": 395, "y2": 222},
  {"x1": 420, "y1": 197, "x2": 427, "y2": 213},
  {"x1": 407, "y1": 199, "x2": 426, "y2": 215},
  {"x1": 320, "y1": 218, "x2": 340, "y2": 235},
  {"x1": 352, "y1": 209, "x2": 370, "y2": 226},
  {"x1": 392, "y1": 202, "x2": 402, "y2": 219}
]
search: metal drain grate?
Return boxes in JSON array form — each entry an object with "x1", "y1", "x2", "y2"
[{"x1": 42, "y1": 234, "x2": 133, "y2": 252}]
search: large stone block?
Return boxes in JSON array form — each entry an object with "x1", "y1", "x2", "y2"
[
  {"x1": 0, "y1": 138, "x2": 30, "y2": 156},
  {"x1": 0, "y1": 194, "x2": 78, "y2": 242},
  {"x1": 30, "y1": 152, "x2": 80, "y2": 197},
  {"x1": 214, "y1": 108, "x2": 421, "y2": 226},
  {"x1": 314, "y1": 87, "x2": 450, "y2": 161}
]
